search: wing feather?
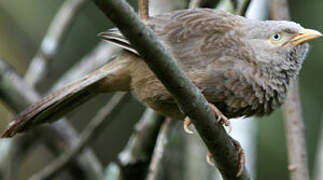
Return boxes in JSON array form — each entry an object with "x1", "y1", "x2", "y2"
[
  {"x1": 98, "y1": 9, "x2": 246, "y2": 66},
  {"x1": 1, "y1": 69, "x2": 112, "y2": 137}
]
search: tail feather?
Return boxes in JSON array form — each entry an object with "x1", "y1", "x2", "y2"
[
  {"x1": 98, "y1": 29, "x2": 139, "y2": 55},
  {"x1": 2, "y1": 30, "x2": 138, "y2": 138},
  {"x1": 1, "y1": 66, "x2": 115, "y2": 138}
]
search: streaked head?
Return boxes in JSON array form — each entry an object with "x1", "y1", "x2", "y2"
[{"x1": 240, "y1": 20, "x2": 321, "y2": 79}]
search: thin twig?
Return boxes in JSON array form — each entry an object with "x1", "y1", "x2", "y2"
[
  {"x1": 183, "y1": 125, "x2": 218, "y2": 180},
  {"x1": 92, "y1": 0, "x2": 249, "y2": 179},
  {"x1": 52, "y1": 42, "x2": 120, "y2": 90},
  {"x1": 105, "y1": 162, "x2": 122, "y2": 180},
  {"x1": 189, "y1": 0, "x2": 219, "y2": 8},
  {"x1": 22, "y1": 1, "x2": 106, "y2": 178},
  {"x1": 229, "y1": 1, "x2": 269, "y2": 179},
  {"x1": 1, "y1": 1, "x2": 119, "y2": 178},
  {"x1": 30, "y1": 92, "x2": 129, "y2": 180},
  {"x1": 149, "y1": 0, "x2": 187, "y2": 16},
  {"x1": 1, "y1": 15, "x2": 122, "y2": 179},
  {"x1": 108, "y1": 0, "x2": 186, "y2": 178},
  {"x1": 227, "y1": 0, "x2": 251, "y2": 16},
  {"x1": 179, "y1": 2, "x2": 219, "y2": 173},
  {"x1": 282, "y1": 81, "x2": 309, "y2": 180},
  {"x1": 117, "y1": 108, "x2": 164, "y2": 180},
  {"x1": 244, "y1": 0, "x2": 269, "y2": 20},
  {"x1": 270, "y1": 0, "x2": 290, "y2": 20},
  {"x1": 189, "y1": 0, "x2": 202, "y2": 8},
  {"x1": 36, "y1": 34, "x2": 121, "y2": 180},
  {"x1": 146, "y1": 118, "x2": 174, "y2": 180},
  {"x1": 24, "y1": 36, "x2": 120, "y2": 180},
  {"x1": 139, "y1": 0, "x2": 149, "y2": 21},
  {"x1": 314, "y1": 114, "x2": 323, "y2": 180},
  {"x1": 0, "y1": 135, "x2": 35, "y2": 180},
  {"x1": 230, "y1": 0, "x2": 238, "y2": 10},
  {"x1": 238, "y1": 0, "x2": 251, "y2": 16},
  {"x1": 104, "y1": 108, "x2": 163, "y2": 180},
  {"x1": 159, "y1": 123, "x2": 185, "y2": 179},
  {"x1": 270, "y1": 1, "x2": 310, "y2": 180},
  {"x1": 24, "y1": 0, "x2": 89, "y2": 87},
  {"x1": 0, "y1": 59, "x2": 103, "y2": 180},
  {"x1": 189, "y1": 1, "x2": 255, "y2": 179}
]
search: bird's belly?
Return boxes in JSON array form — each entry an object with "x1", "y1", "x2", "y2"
[
  {"x1": 129, "y1": 61, "x2": 183, "y2": 119},
  {"x1": 132, "y1": 78, "x2": 280, "y2": 120},
  {"x1": 131, "y1": 77, "x2": 184, "y2": 119},
  {"x1": 130, "y1": 60, "x2": 281, "y2": 119},
  {"x1": 130, "y1": 75, "x2": 258, "y2": 120}
]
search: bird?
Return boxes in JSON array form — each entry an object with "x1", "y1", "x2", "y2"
[{"x1": 1, "y1": 8, "x2": 321, "y2": 139}]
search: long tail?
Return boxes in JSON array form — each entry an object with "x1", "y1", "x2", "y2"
[{"x1": 1, "y1": 54, "x2": 134, "y2": 138}]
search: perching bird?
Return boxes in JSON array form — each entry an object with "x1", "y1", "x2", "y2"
[{"x1": 2, "y1": 8, "x2": 321, "y2": 138}]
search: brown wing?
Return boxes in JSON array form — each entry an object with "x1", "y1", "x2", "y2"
[
  {"x1": 99, "y1": 9, "x2": 246, "y2": 70},
  {"x1": 98, "y1": 28, "x2": 139, "y2": 55},
  {"x1": 147, "y1": 8, "x2": 243, "y2": 42},
  {"x1": 147, "y1": 9, "x2": 246, "y2": 70}
]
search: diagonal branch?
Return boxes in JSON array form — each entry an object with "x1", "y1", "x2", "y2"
[
  {"x1": 228, "y1": 0, "x2": 251, "y2": 16},
  {"x1": 1, "y1": 16, "x2": 122, "y2": 180},
  {"x1": 270, "y1": 1, "x2": 310, "y2": 180},
  {"x1": 314, "y1": 114, "x2": 323, "y2": 180},
  {"x1": 238, "y1": 0, "x2": 251, "y2": 16},
  {"x1": 117, "y1": 109, "x2": 164, "y2": 180},
  {"x1": 139, "y1": 0, "x2": 149, "y2": 21},
  {"x1": 52, "y1": 42, "x2": 120, "y2": 91},
  {"x1": 6, "y1": 26, "x2": 121, "y2": 180},
  {"x1": 145, "y1": 118, "x2": 175, "y2": 180},
  {"x1": 0, "y1": 59, "x2": 103, "y2": 180},
  {"x1": 0, "y1": 134, "x2": 35, "y2": 180},
  {"x1": 282, "y1": 81, "x2": 309, "y2": 180},
  {"x1": 106, "y1": 0, "x2": 186, "y2": 178},
  {"x1": 30, "y1": 92, "x2": 129, "y2": 180},
  {"x1": 92, "y1": 0, "x2": 249, "y2": 179},
  {"x1": 189, "y1": 0, "x2": 219, "y2": 9},
  {"x1": 24, "y1": 0, "x2": 89, "y2": 87},
  {"x1": 1, "y1": 1, "x2": 120, "y2": 179}
]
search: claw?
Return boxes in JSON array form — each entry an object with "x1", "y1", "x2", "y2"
[
  {"x1": 231, "y1": 137, "x2": 245, "y2": 177},
  {"x1": 236, "y1": 149, "x2": 245, "y2": 177},
  {"x1": 184, "y1": 117, "x2": 194, "y2": 134},
  {"x1": 206, "y1": 137, "x2": 245, "y2": 177},
  {"x1": 226, "y1": 124, "x2": 232, "y2": 134},
  {"x1": 209, "y1": 103, "x2": 232, "y2": 133},
  {"x1": 206, "y1": 151, "x2": 215, "y2": 166}
]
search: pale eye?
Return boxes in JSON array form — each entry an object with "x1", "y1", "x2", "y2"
[{"x1": 271, "y1": 33, "x2": 281, "y2": 41}]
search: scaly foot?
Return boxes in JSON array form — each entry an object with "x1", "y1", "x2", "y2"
[
  {"x1": 184, "y1": 117, "x2": 194, "y2": 134},
  {"x1": 183, "y1": 103, "x2": 231, "y2": 134},
  {"x1": 206, "y1": 138, "x2": 245, "y2": 177}
]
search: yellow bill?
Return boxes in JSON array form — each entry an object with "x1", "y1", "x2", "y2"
[{"x1": 290, "y1": 28, "x2": 322, "y2": 45}]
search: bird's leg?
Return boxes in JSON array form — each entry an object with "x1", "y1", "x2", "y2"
[
  {"x1": 183, "y1": 103, "x2": 231, "y2": 134},
  {"x1": 232, "y1": 138, "x2": 245, "y2": 177},
  {"x1": 138, "y1": 0, "x2": 149, "y2": 21},
  {"x1": 206, "y1": 151, "x2": 215, "y2": 166},
  {"x1": 184, "y1": 116, "x2": 194, "y2": 134},
  {"x1": 206, "y1": 137, "x2": 245, "y2": 177},
  {"x1": 209, "y1": 103, "x2": 230, "y2": 127}
]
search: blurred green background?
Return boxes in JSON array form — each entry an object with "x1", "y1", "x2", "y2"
[{"x1": 0, "y1": 0, "x2": 322, "y2": 179}]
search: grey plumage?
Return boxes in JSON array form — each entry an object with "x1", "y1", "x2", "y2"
[
  {"x1": 100, "y1": 9, "x2": 310, "y2": 118},
  {"x1": 3, "y1": 8, "x2": 319, "y2": 137}
]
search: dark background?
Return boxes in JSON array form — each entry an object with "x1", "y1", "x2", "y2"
[{"x1": 0, "y1": 0, "x2": 322, "y2": 179}]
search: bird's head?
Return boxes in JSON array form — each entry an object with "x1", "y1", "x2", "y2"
[{"x1": 240, "y1": 20, "x2": 321, "y2": 80}]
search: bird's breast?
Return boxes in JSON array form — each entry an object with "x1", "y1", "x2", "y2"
[{"x1": 129, "y1": 56, "x2": 288, "y2": 119}]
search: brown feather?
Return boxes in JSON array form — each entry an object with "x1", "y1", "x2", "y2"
[
  {"x1": 2, "y1": 8, "x2": 314, "y2": 137},
  {"x1": 2, "y1": 56, "x2": 133, "y2": 137}
]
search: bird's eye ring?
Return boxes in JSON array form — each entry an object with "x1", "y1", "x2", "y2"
[{"x1": 272, "y1": 33, "x2": 281, "y2": 41}]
